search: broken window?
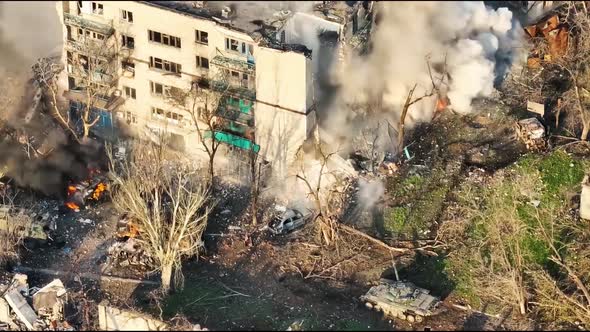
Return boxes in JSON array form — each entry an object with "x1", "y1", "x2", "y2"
[
  {"x1": 124, "y1": 86, "x2": 136, "y2": 99},
  {"x1": 148, "y1": 29, "x2": 181, "y2": 48},
  {"x1": 226, "y1": 38, "x2": 239, "y2": 52},
  {"x1": 66, "y1": 25, "x2": 73, "y2": 41},
  {"x1": 94, "y1": 32, "x2": 105, "y2": 40},
  {"x1": 126, "y1": 111, "x2": 137, "y2": 124},
  {"x1": 196, "y1": 56, "x2": 209, "y2": 69},
  {"x1": 150, "y1": 81, "x2": 164, "y2": 95},
  {"x1": 91, "y1": 2, "x2": 103, "y2": 15},
  {"x1": 195, "y1": 30, "x2": 208, "y2": 44},
  {"x1": 121, "y1": 35, "x2": 134, "y2": 48},
  {"x1": 121, "y1": 9, "x2": 133, "y2": 23},
  {"x1": 122, "y1": 60, "x2": 135, "y2": 75},
  {"x1": 68, "y1": 76, "x2": 76, "y2": 89}
]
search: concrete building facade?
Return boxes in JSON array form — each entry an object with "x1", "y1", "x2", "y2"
[{"x1": 55, "y1": 1, "x2": 372, "y2": 177}]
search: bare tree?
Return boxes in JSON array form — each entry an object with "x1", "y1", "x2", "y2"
[
  {"x1": 393, "y1": 58, "x2": 448, "y2": 153},
  {"x1": 167, "y1": 73, "x2": 232, "y2": 189},
  {"x1": 107, "y1": 141, "x2": 213, "y2": 293},
  {"x1": 295, "y1": 142, "x2": 346, "y2": 246},
  {"x1": 34, "y1": 28, "x2": 118, "y2": 141},
  {"x1": 552, "y1": 2, "x2": 590, "y2": 139},
  {"x1": 250, "y1": 150, "x2": 263, "y2": 225}
]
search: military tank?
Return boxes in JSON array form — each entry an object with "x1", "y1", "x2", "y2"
[{"x1": 360, "y1": 278, "x2": 442, "y2": 323}]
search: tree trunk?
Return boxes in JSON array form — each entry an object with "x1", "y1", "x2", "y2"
[
  {"x1": 161, "y1": 263, "x2": 173, "y2": 294},
  {"x1": 83, "y1": 122, "x2": 90, "y2": 139},
  {"x1": 582, "y1": 122, "x2": 589, "y2": 141},
  {"x1": 208, "y1": 155, "x2": 215, "y2": 189}
]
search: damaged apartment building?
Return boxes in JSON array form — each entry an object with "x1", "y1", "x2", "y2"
[{"x1": 54, "y1": 1, "x2": 373, "y2": 177}]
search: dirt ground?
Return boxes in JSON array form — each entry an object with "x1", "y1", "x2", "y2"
[{"x1": 2, "y1": 97, "x2": 545, "y2": 331}]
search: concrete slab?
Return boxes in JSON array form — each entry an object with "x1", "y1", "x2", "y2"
[{"x1": 4, "y1": 290, "x2": 37, "y2": 330}]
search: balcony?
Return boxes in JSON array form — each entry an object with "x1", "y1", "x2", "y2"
[
  {"x1": 65, "y1": 39, "x2": 116, "y2": 60},
  {"x1": 215, "y1": 107, "x2": 254, "y2": 127},
  {"x1": 211, "y1": 80, "x2": 256, "y2": 101},
  {"x1": 64, "y1": 89, "x2": 124, "y2": 112},
  {"x1": 64, "y1": 13, "x2": 114, "y2": 36},
  {"x1": 211, "y1": 55, "x2": 255, "y2": 76},
  {"x1": 68, "y1": 66, "x2": 116, "y2": 86},
  {"x1": 204, "y1": 130, "x2": 260, "y2": 153}
]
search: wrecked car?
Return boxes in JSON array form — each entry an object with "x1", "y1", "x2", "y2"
[
  {"x1": 65, "y1": 168, "x2": 109, "y2": 212},
  {"x1": 268, "y1": 209, "x2": 312, "y2": 235}
]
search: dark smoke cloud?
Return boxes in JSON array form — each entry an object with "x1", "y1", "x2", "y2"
[{"x1": 0, "y1": 1, "x2": 105, "y2": 199}]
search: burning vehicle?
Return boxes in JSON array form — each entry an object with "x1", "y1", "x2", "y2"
[{"x1": 64, "y1": 168, "x2": 109, "y2": 212}]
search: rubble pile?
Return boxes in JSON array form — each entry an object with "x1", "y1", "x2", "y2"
[
  {"x1": 0, "y1": 274, "x2": 72, "y2": 331},
  {"x1": 516, "y1": 118, "x2": 547, "y2": 151},
  {"x1": 102, "y1": 214, "x2": 154, "y2": 273},
  {"x1": 104, "y1": 238, "x2": 155, "y2": 271}
]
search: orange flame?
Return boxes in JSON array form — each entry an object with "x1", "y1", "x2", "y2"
[
  {"x1": 67, "y1": 185, "x2": 77, "y2": 195},
  {"x1": 91, "y1": 182, "x2": 107, "y2": 200},
  {"x1": 65, "y1": 201, "x2": 80, "y2": 211},
  {"x1": 436, "y1": 97, "x2": 448, "y2": 112}
]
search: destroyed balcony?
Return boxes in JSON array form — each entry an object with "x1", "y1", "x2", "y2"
[
  {"x1": 64, "y1": 89, "x2": 125, "y2": 112},
  {"x1": 211, "y1": 55, "x2": 255, "y2": 75},
  {"x1": 215, "y1": 97, "x2": 254, "y2": 127},
  {"x1": 65, "y1": 39, "x2": 116, "y2": 60},
  {"x1": 204, "y1": 130, "x2": 260, "y2": 153},
  {"x1": 69, "y1": 69, "x2": 116, "y2": 86},
  {"x1": 64, "y1": 13, "x2": 114, "y2": 36},
  {"x1": 211, "y1": 80, "x2": 256, "y2": 101}
]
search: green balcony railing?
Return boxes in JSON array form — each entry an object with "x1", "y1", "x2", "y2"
[{"x1": 203, "y1": 130, "x2": 260, "y2": 153}]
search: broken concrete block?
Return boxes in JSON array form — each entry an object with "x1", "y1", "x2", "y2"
[
  {"x1": 580, "y1": 176, "x2": 590, "y2": 220},
  {"x1": 4, "y1": 291, "x2": 37, "y2": 330},
  {"x1": 0, "y1": 297, "x2": 12, "y2": 326},
  {"x1": 32, "y1": 279, "x2": 66, "y2": 320},
  {"x1": 98, "y1": 302, "x2": 168, "y2": 331}
]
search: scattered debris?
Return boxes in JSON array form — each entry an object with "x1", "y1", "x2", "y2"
[
  {"x1": 524, "y1": 13, "x2": 569, "y2": 68},
  {"x1": 0, "y1": 274, "x2": 72, "y2": 331},
  {"x1": 98, "y1": 301, "x2": 168, "y2": 331},
  {"x1": 106, "y1": 237, "x2": 155, "y2": 271},
  {"x1": 78, "y1": 218, "x2": 93, "y2": 225}
]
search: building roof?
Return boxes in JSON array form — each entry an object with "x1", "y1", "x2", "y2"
[
  {"x1": 139, "y1": 1, "x2": 355, "y2": 35},
  {"x1": 138, "y1": 1, "x2": 360, "y2": 56}
]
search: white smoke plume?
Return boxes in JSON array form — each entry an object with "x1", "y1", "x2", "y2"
[
  {"x1": 324, "y1": 1, "x2": 523, "y2": 153},
  {"x1": 357, "y1": 178, "x2": 385, "y2": 209}
]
